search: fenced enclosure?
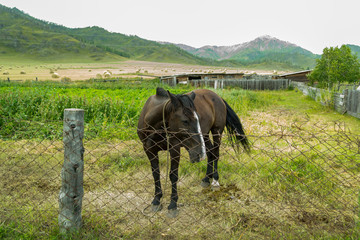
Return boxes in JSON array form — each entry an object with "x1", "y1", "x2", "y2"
[
  {"x1": 161, "y1": 77, "x2": 289, "y2": 90},
  {"x1": 291, "y1": 81, "x2": 360, "y2": 120},
  {"x1": 1, "y1": 115, "x2": 360, "y2": 239},
  {"x1": 189, "y1": 79, "x2": 289, "y2": 90}
]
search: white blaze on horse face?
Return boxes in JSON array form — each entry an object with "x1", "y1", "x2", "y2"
[{"x1": 193, "y1": 111, "x2": 206, "y2": 161}]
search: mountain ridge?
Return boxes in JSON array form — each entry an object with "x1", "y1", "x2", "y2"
[
  {"x1": 170, "y1": 35, "x2": 319, "y2": 69},
  {"x1": 185, "y1": 35, "x2": 306, "y2": 59},
  {"x1": 0, "y1": 4, "x2": 211, "y2": 65}
]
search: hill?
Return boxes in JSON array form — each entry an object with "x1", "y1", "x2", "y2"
[
  {"x1": 0, "y1": 5, "x2": 119, "y2": 63},
  {"x1": 347, "y1": 44, "x2": 360, "y2": 59},
  {"x1": 0, "y1": 4, "x2": 211, "y2": 65},
  {"x1": 64, "y1": 27, "x2": 211, "y2": 64}
]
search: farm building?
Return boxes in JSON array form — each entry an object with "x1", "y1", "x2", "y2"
[
  {"x1": 276, "y1": 70, "x2": 312, "y2": 82},
  {"x1": 161, "y1": 73, "x2": 245, "y2": 86}
]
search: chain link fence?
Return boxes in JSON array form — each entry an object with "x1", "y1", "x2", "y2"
[{"x1": 1, "y1": 116, "x2": 360, "y2": 239}]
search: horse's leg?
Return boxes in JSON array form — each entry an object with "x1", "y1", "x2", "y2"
[
  {"x1": 201, "y1": 135, "x2": 214, "y2": 188},
  {"x1": 146, "y1": 150, "x2": 163, "y2": 211},
  {"x1": 167, "y1": 146, "x2": 180, "y2": 217},
  {"x1": 211, "y1": 133, "x2": 222, "y2": 190}
]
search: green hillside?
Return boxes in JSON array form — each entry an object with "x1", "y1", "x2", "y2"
[
  {"x1": 65, "y1": 27, "x2": 211, "y2": 64},
  {"x1": 0, "y1": 5, "x2": 121, "y2": 63},
  {"x1": 190, "y1": 48, "x2": 222, "y2": 60},
  {"x1": 0, "y1": 4, "x2": 211, "y2": 65},
  {"x1": 229, "y1": 48, "x2": 317, "y2": 70},
  {"x1": 347, "y1": 44, "x2": 360, "y2": 59}
]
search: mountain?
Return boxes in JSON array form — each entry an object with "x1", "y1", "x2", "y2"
[
  {"x1": 0, "y1": 4, "x2": 211, "y2": 64},
  {"x1": 0, "y1": 5, "x2": 117, "y2": 62},
  {"x1": 64, "y1": 27, "x2": 211, "y2": 64},
  {"x1": 176, "y1": 35, "x2": 320, "y2": 70},
  {"x1": 347, "y1": 44, "x2": 360, "y2": 59}
]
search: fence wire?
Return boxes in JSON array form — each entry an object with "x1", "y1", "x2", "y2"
[{"x1": 0, "y1": 117, "x2": 359, "y2": 239}]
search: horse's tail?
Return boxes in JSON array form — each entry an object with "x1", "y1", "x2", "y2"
[{"x1": 222, "y1": 99, "x2": 250, "y2": 153}]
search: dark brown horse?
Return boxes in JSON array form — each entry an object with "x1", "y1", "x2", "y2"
[{"x1": 137, "y1": 87, "x2": 249, "y2": 217}]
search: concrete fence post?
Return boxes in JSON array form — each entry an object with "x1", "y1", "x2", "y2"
[{"x1": 59, "y1": 108, "x2": 85, "y2": 233}]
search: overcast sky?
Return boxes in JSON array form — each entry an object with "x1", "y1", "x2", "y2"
[{"x1": 1, "y1": 0, "x2": 359, "y2": 54}]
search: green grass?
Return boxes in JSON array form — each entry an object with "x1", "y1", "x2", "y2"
[{"x1": 0, "y1": 80, "x2": 295, "y2": 140}]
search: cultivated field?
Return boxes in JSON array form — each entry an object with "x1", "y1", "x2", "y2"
[
  {"x1": 0, "y1": 60, "x2": 280, "y2": 81},
  {"x1": 0, "y1": 69, "x2": 359, "y2": 239}
]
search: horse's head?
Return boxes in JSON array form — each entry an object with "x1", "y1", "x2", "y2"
[{"x1": 161, "y1": 88, "x2": 206, "y2": 163}]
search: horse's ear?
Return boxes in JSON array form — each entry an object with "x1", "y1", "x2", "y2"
[
  {"x1": 156, "y1": 87, "x2": 168, "y2": 97},
  {"x1": 167, "y1": 90, "x2": 180, "y2": 109},
  {"x1": 189, "y1": 91, "x2": 196, "y2": 101}
]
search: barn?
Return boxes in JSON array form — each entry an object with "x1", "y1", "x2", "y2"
[
  {"x1": 160, "y1": 73, "x2": 245, "y2": 86},
  {"x1": 276, "y1": 70, "x2": 312, "y2": 82}
]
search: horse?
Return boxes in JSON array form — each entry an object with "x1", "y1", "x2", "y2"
[{"x1": 137, "y1": 87, "x2": 250, "y2": 217}]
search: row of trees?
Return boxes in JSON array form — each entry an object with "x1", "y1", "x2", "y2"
[{"x1": 308, "y1": 45, "x2": 360, "y2": 88}]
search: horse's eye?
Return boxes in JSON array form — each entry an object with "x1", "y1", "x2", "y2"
[{"x1": 182, "y1": 120, "x2": 189, "y2": 125}]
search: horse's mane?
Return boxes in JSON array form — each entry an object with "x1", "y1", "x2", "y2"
[{"x1": 176, "y1": 94, "x2": 196, "y2": 118}]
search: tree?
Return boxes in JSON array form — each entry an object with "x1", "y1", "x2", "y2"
[{"x1": 308, "y1": 45, "x2": 360, "y2": 88}]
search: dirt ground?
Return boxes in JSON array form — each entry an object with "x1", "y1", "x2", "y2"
[{"x1": 0, "y1": 60, "x2": 282, "y2": 81}]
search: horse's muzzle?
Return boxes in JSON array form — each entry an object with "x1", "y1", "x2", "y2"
[{"x1": 186, "y1": 134, "x2": 206, "y2": 163}]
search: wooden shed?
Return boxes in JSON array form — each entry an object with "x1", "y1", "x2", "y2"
[
  {"x1": 161, "y1": 73, "x2": 245, "y2": 86},
  {"x1": 277, "y1": 70, "x2": 312, "y2": 82}
]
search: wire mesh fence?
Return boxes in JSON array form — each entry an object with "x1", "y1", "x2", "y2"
[{"x1": 0, "y1": 116, "x2": 360, "y2": 239}]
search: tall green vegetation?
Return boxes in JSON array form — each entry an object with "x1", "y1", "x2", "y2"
[
  {"x1": 0, "y1": 80, "x2": 159, "y2": 139},
  {"x1": 308, "y1": 45, "x2": 360, "y2": 88},
  {"x1": 0, "y1": 80, "x2": 282, "y2": 140}
]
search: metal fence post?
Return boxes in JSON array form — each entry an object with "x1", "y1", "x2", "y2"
[{"x1": 59, "y1": 108, "x2": 85, "y2": 233}]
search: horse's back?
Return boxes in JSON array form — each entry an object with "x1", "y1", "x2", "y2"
[
  {"x1": 190, "y1": 89, "x2": 226, "y2": 134},
  {"x1": 138, "y1": 88, "x2": 227, "y2": 136}
]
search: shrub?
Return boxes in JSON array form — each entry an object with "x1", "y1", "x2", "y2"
[
  {"x1": 308, "y1": 45, "x2": 360, "y2": 88},
  {"x1": 52, "y1": 73, "x2": 60, "y2": 78},
  {"x1": 61, "y1": 77, "x2": 71, "y2": 82}
]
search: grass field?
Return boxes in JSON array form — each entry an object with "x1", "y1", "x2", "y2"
[
  {"x1": 0, "y1": 79, "x2": 359, "y2": 239},
  {"x1": 0, "y1": 59, "x2": 281, "y2": 82}
]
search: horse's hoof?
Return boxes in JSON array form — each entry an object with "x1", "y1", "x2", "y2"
[
  {"x1": 150, "y1": 204, "x2": 163, "y2": 212},
  {"x1": 201, "y1": 180, "x2": 211, "y2": 188},
  {"x1": 167, "y1": 208, "x2": 179, "y2": 218},
  {"x1": 211, "y1": 185, "x2": 221, "y2": 191},
  {"x1": 211, "y1": 179, "x2": 221, "y2": 191}
]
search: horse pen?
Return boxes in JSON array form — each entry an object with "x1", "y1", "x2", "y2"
[{"x1": 1, "y1": 82, "x2": 360, "y2": 239}]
